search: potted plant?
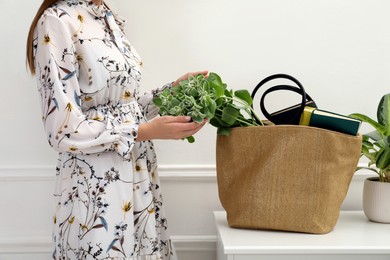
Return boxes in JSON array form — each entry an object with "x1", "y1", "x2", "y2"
[{"x1": 350, "y1": 93, "x2": 390, "y2": 223}]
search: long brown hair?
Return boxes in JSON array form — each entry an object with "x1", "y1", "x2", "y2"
[{"x1": 26, "y1": 0, "x2": 59, "y2": 75}]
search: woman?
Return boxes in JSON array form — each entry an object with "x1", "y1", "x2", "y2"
[{"x1": 26, "y1": 0, "x2": 207, "y2": 259}]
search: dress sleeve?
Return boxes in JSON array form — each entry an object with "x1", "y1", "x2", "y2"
[
  {"x1": 137, "y1": 83, "x2": 172, "y2": 120},
  {"x1": 34, "y1": 12, "x2": 137, "y2": 160}
]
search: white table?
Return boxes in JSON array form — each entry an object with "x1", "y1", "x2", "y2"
[{"x1": 214, "y1": 211, "x2": 390, "y2": 260}]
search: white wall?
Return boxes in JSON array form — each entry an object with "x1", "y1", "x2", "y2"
[{"x1": 0, "y1": 0, "x2": 388, "y2": 259}]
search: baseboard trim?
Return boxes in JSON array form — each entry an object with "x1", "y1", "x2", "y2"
[
  {"x1": 0, "y1": 236, "x2": 217, "y2": 254},
  {"x1": 172, "y1": 236, "x2": 217, "y2": 252}
]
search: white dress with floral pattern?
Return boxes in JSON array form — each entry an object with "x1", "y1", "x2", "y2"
[{"x1": 33, "y1": 0, "x2": 176, "y2": 259}]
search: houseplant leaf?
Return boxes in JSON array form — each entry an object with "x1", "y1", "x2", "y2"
[
  {"x1": 350, "y1": 113, "x2": 386, "y2": 135},
  {"x1": 364, "y1": 130, "x2": 382, "y2": 142},
  {"x1": 363, "y1": 130, "x2": 387, "y2": 149},
  {"x1": 186, "y1": 136, "x2": 195, "y2": 143},
  {"x1": 362, "y1": 140, "x2": 373, "y2": 150},
  {"x1": 377, "y1": 93, "x2": 390, "y2": 135},
  {"x1": 207, "y1": 72, "x2": 223, "y2": 86},
  {"x1": 221, "y1": 106, "x2": 240, "y2": 125},
  {"x1": 217, "y1": 127, "x2": 231, "y2": 136},
  {"x1": 234, "y1": 90, "x2": 252, "y2": 106},
  {"x1": 376, "y1": 147, "x2": 390, "y2": 170},
  {"x1": 153, "y1": 97, "x2": 162, "y2": 107},
  {"x1": 356, "y1": 166, "x2": 379, "y2": 174},
  {"x1": 207, "y1": 73, "x2": 224, "y2": 97},
  {"x1": 210, "y1": 115, "x2": 231, "y2": 127}
]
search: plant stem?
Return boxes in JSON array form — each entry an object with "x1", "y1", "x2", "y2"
[
  {"x1": 223, "y1": 96, "x2": 264, "y2": 126},
  {"x1": 380, "y1": 170, "x2": 390, "y2": 182},
  {"x1": 215, "y1": 109, "x2": 259, "y2": 126}
]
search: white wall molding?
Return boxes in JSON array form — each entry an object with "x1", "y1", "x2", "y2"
[
  {"x1": 0, "y1": 236, "x2": 217, "y2": 254},
  {"x1": 0, "y1": 164, "x2": 376, "y2": 182},
  {"x1": 0, "y1": 165, "x2": 54, "y2": 182},
  {"x1": 0, "y1": 164, "x2": 217, "y2": 182},
  {"x1": 159, "y1": 165, "x2": 216, "y2": 181},
  {"x1": 0, "y1": 238, "x2": 52, "y2": 254},
  {"x1": 172, "y1": 236, "x2": 217, "y2": 252}
]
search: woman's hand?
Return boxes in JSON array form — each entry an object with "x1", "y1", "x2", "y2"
[
  {"x1": 136, "y1": 70, "x2": 209, "y2": 141},
  {"x1": 172, "y1": 70, "x2": 208, "y2": 87},
  {"x1": 136, "y1": 116, "x2": 208, "y2": 142}
]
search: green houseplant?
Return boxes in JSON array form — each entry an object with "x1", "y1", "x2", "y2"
[
  {"x1": 350, "y1": 93, "x2": 390, "y2": 223},
  {"x1": 350, "y1": 93, "x2": 390, "y2": 182}
]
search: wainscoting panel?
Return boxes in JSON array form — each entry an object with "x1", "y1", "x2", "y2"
[
  {"x1": 0, "y1": 165, "x2": 374, "y2": 259},
  {"x1": 0, "y1": 236, "x2": 216, "y2": 260}
]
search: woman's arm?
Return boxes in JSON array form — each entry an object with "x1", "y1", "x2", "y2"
[{"x1": 34, "y1": 11, "x2": 138, "y2": 159}]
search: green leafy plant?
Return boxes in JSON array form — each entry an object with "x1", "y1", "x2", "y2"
[
  {"x1": 153, "y1": 72, "x2": 263, "y2": 142},
  {"x1": 350, "y1": 93, "x2": 390, "y2": 182}
]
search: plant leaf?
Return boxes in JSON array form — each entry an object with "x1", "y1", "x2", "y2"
[
  {"x1": 207, "y1": 72, "x2": 223, "y2": 86},
  {"x1": 171, "y1": 98, "x2": 180, "y2": 107},
  {"x1": 222, "y1": 106, "x2": 240, "y2": 125},
  {"x1": 208, "y1": 101, "x2": 217, "y2": 117},
  {"x1": 212, "y1": 115, "x2": 232, "y2": 127},
  {"x1": 153, "y1": 97, "x2": 162, "y2": 107},
  {"x1": 215, "y1": 98, "x2": 223, "y2": 107},
  {"x1": 374, "y1": 139, "x2": 387, "y2": 149},
  {"x1": 350, "y1": 113, "x2": 386, "y2": 134},
  {"x1": 186, "y1": 136, "x2": 195, "y2": 143},
  {"x1": 377, "y1": 93, "x2": 390, "y2": 135},
  {"x1": 362, "y1": 146, "x2": 377, "y2": 163},
  {"x1": 192, "y1": 116, "x2": 203, "y2": 123},
  {"x1": 207, "y1": 73, "x2": 224, "y2": 97},
  {"x1": 224, "y1": 89, "x2": 233, "y2": 98},
  {"x1": 234, "y1": 90, "x2": 252, "y2": 106},
  {"x1": 209, "y1": 117, "x2": 221, "y2": 128},
  {"x1": 364, "y1": 130, "x2": 382, "y2": 142},
  {"x1": 362, "y1": 141, "x2": 373, "y2": 149},
  {"x1": 190, "y1": 88, "x2": 199, "y2": 98},
  {"x1": 376, "y1": 147, "x2": 390, "y2": 169},
  {"x1": 217, "y1": 127, "x2": 231, "y2": 136},
  {"x1": 356, "y1": 166, "x2": 379, "y2": 174}
]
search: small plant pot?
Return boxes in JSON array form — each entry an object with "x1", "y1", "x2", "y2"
[{"x1": 363, "y1": 177, "x2": 390, "y2": 223}]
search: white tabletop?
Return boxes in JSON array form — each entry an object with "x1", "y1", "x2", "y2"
[{"x1": 214, "y1": 211, "x2": 390, "y2": 255}]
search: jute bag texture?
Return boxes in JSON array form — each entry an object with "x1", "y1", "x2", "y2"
[{"x1": 216, "y1": 125, "x2": 362, "y2": 234}]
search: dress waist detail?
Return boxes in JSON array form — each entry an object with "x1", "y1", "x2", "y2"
[{"x1": 84, "y1": 100, "x2": 143, "y2": 123}]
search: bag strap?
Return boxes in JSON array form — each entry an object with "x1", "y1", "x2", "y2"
[{"x1": 251, "y1": 74, "x2": 315, "y2": 125}]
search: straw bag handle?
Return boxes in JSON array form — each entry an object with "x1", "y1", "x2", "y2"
[{"x1": 251, "y1": 74, "x2": 315, "y2": 125}]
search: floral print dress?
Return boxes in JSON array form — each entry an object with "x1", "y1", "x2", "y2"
[{"x1": 33, "y1": 1, "x2": 176, "y2": 259}]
